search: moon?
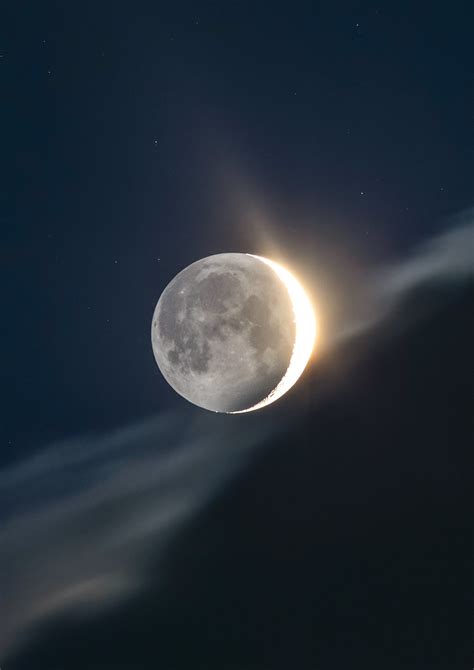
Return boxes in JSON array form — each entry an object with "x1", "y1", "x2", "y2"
[{"x1": 151, "y1": 253, "x2": 316, "y2": 413}]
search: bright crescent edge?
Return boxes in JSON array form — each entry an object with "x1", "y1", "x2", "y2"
[{"x1": 229, "y1": 254, "x2": 317, "y2": 413}]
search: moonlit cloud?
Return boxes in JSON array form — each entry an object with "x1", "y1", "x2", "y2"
[
  {"x1": 0, "y1": 411, "x2": 276, "y2": 659},
  {"x1": 2, "y1": 210, "x2": 472, "y2": 662},
  {"x1": 336, "y1": 209, "x2": 474, "y2": 341},
  {"x1": 379, "y1": 212, "x2": 473, "y2": 296}
]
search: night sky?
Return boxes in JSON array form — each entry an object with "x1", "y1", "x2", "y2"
[{"x1": 2, "y1": 2, "x2": 472, "y2": 668}]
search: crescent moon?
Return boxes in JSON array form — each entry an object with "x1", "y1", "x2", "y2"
[{"x1": 230, "y1": 254, "x2": 317, "y2": 413}]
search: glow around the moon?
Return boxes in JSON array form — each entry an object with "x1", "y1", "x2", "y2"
[{"x1": 230, "y1": 255, "x2": 317, "y2": 413}]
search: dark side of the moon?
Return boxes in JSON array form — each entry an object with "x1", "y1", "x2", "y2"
[{"x1": 151, "y1": 254, "x2": 295, "y2": 412}]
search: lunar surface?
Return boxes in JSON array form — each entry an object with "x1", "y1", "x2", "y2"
[{"x1": 151, "y1": 253, "x2": 316, "y2": 413}]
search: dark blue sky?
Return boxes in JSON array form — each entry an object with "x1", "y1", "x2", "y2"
[
  {"x1": 3, "y1": 1, "x2": 472, "y2": 459},
  {"x1": 1, "y1": 4, "x2": 473, "y2": 669}
]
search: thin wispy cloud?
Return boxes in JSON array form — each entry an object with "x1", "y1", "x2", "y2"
[
  {"x1": 2, "y1": 210, "x2": 472, "y2": 661},
  {"x1": 0, "y1": 411, "x2": 275, "y2": 658},
  {"x1": 336, "y1": 209, "x2": 473, "y2": 341},
  {"x1": 379, "y1": 211, "x2": 473, "y2": 295}
]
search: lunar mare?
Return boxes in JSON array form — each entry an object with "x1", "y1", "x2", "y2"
[{"x1": 151, "y1": 253, "x2": 316, "y2": 413}]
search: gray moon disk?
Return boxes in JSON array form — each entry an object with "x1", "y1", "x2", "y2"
[{"x1": 151, "y1": 253, "x2": 296, "y2": 413}]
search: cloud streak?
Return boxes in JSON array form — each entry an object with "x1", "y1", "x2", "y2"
[
  {"x1": 2, "y1": 209, "x2": 472, "y2": 661},
  {"x1": 335, "y1": 209, "x2": 473, "y2": 341},
  {"x1": 0, "y1": 410, "x2": 276, "y2": 659}
]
